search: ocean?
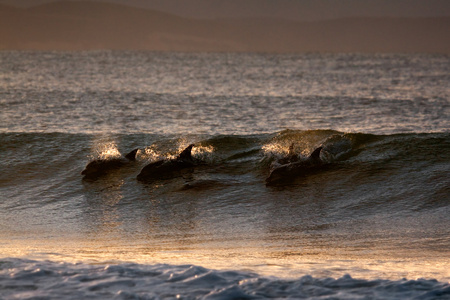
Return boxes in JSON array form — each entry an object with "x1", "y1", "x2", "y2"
[{"x1": 0, "y1": 51, "x2": 449, "y2": 299}]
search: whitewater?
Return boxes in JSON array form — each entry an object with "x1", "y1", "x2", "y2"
[{"x1": 0, "y1": 51, "x2": 449, "y2": 299}]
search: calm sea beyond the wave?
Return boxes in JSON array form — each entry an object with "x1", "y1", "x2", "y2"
[{"x1": 0, "y1": 51, "x2": 449, "y2": 299}]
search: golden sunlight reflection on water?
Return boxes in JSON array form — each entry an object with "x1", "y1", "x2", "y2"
[
  {"x1": 2, "y1": 237, "x2": 449, "y2": 282},
  {"x1": 3, "y1": 133, "x2": 448, "y2": 284},
  {"x1": 92, "y1": 141, "x2": 122, "y2": 160}
]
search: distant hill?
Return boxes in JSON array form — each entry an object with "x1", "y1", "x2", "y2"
[
  {"x1": 1, "y1": 1, "x2": 449, "y2": 53},
  {"x1": 2, "y1": 0, "x2": 450, "y2": 21}
]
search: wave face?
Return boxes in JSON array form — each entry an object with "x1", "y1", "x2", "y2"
[
  {"x1": 0, "y1": 52, "x2": 449, "y2": 297},
  {"x1": 1, "y1": 131, "x2": 449, "y2": 278}
]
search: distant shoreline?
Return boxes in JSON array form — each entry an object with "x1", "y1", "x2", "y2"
[{"x1": 1, "y1": 2, "x2": 449, "y2": 53}]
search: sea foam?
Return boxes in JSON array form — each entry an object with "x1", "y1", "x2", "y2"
[{"x1": 1, "y1": 259, "x2": 448, "y2": 300}]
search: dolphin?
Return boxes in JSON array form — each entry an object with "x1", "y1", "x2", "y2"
[
  {"x1": 81, "y1": 148, "x2": 139, "y2": 180},
  {"x1": 265, "y1": 146, "x2": 324, "y2": 186},
  {"x1": 137, "y1": 144, "x2": 204, "y2": 182}
]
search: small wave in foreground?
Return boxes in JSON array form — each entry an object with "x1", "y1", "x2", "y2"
[{"x1": 1, "y1": 259, "x2": 449, "y2": 300}]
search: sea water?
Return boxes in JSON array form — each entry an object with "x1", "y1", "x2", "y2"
[{"x1": 0, "y1": 51, "x2": 449, "y2": 299}]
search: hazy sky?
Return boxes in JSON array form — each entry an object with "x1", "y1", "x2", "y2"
[{"x1": 2, "y1": 0, "x2": 450, "y2": 20}]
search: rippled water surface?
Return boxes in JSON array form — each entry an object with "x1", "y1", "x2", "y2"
[
  {"x1": 0, "y1": 51, "x2": 449, "y2": 299},
  {"x1": 1, "y1": 52, "x2": 449, "y2": 134}
]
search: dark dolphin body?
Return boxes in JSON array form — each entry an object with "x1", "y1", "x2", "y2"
[
  {"x1": 137, "y1": 144, "x2": 204, "y2": 182},
  {"x1": 81, "y1": 148, "x2": 139, "y2": 180},
  {"x1": 266, "y1": 146, "x2": 325, "y2": 186}
]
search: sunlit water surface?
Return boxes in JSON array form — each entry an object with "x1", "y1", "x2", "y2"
[{"x1": 0, "y1": 52, "x2": 449, "y2": 299}]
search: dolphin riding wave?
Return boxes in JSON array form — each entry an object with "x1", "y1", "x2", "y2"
[
  {"x1": 137, "y1": 144, "x2": 205, "y2": 182},
  {"x1": 265, "y1": 146, "x2": 325, "y2": 186},
  {"x1": 81, "y1": 148, "x2": 139, "y2": 180}
]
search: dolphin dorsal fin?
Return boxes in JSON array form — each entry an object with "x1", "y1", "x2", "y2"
[
  {"x1": 125, "y1": 148, "x2": 139, "y2": 161},
  {"x1": 178, "y1": 144, "x2": 194, "y2": 160},
  {"x1": 309, "y1": 146, "x2": 322, "y2": 161}
]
